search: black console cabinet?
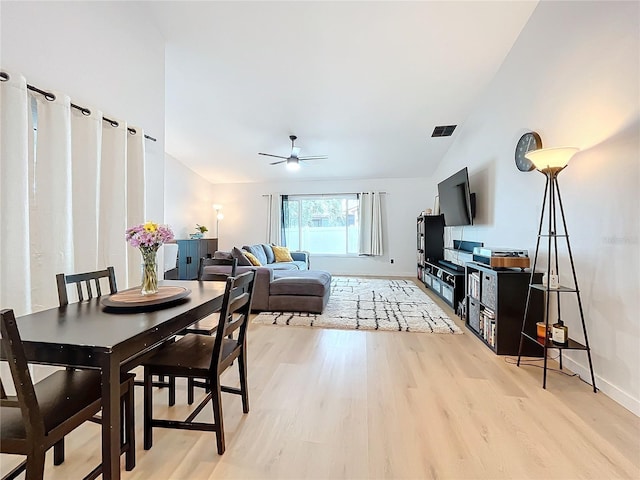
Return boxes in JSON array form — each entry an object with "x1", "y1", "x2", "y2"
[
  {"x1": 176, "y1": 238, "x2": 218, "y2": 280},
  {"x1": 422, "y1": 261, "x2": 465, "y2": 310},
  {"x1": 466, "y1": 262, "x2": 542, "y2": 355}
]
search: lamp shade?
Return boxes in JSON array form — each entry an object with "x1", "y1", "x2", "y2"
[{"x1": 525, "y1": 147, "x2": 579, "y2": 173}]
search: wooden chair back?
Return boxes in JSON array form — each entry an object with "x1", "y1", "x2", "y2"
[
  {"x1": 56, "y1": 266, "x2": 117, "y2": 306},
  {"x1": 209, "y1": 271, "x2": 256, "y2": 373},
  {"x1": 198, "y1": 257, "x2": 237, "y2": 282},
  {"x1": 0, "y1": 309, "x2": 46, "y2": 445}
]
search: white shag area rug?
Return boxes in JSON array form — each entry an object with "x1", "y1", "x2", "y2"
[{"x1": 253, "y1": 277, "x2": 462, "y2": 334}]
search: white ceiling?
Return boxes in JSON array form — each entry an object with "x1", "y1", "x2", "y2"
[{"x1": 147, "y1": 1, "x2": 538, "y2": 184}]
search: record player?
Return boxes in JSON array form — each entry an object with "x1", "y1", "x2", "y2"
[{"x1": 472, "y1": 246, "x2": 530, "y2": 269}]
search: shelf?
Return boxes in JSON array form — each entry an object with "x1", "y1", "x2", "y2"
[
  {"x1": 530, "y1": 284, "x2": 578, "y2": 293},
  {"x1": 521, "y1": 332, "x2": 588, "y2": 350}
]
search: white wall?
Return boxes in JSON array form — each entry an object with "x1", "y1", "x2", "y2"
[
  {"x1": 0, "y1": 1, "x2": 166, "y2": 225},
  {"x1": 432, "y1": 1, "x2": 639, "y2": 414},
  {"x1": 164, "y1": 153, "x2": 219, "y2": 239},
  {"x1": 209, "y1": 177, "x2": 433, "y2": 276}
]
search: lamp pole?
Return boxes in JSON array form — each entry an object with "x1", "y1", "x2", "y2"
[{"x1": 213, "y1": 204, "x2": 223, "y2": 239}]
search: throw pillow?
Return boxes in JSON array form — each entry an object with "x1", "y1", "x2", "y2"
[
  {"x1": 231, "y1": 247, "x2": 252, "y2": 266},
  {"x1": 243, "y1": 244, "x2": 268, "y2": 265},
  {"x1": 261, "y1": 243, "x2": 275, "y2": 264},
  {"x1": 242, "y1": 250, "x2": 262, "y2": 266},
  {"x1": 272, "y1": 245, "x2": 294, "y2": 262}
]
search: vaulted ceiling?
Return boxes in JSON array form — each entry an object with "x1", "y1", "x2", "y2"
[{"x1": 147, "y1": 1, "x2": 538, "y2": 184}]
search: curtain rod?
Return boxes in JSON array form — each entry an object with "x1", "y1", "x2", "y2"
[{"x1": 0, "y1": 71, "x2": 157, "y2": 142}]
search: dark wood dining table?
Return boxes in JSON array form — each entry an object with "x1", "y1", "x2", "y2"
[{"x1": 6, "y1": 280, "x2": 226, "y2": 479}]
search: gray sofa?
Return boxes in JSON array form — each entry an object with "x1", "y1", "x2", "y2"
[{"x1": 205, "y1": 244, "x2": 330, "y2": 312}]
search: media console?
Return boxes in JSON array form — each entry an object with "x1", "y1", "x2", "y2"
[{"x1": 421, "y1": 260, "x2": 465, "y2": 309}]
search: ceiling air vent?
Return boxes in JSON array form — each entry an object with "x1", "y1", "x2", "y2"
[{"x1": 431, "y1": 125, "x2": 457, "y2": 137}]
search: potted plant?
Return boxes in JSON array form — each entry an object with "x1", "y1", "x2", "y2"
[{"x1": 190, "y1": 224, "x2": 208, "y2": 239}]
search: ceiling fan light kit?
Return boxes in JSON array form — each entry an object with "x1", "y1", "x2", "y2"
[
  {"x1": 259, "y1": 135, "x2": 328, "y2": 169},
  {"x1": 286, "y1": 158, "x2": 300, "y2": 170}
]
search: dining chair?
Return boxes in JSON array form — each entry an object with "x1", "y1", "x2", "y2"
[
  {"x1": 181, "y1": 257, "x2": 238, "y2": 402},
  {"x1": 143, "y1": 270, "x2": 256, "y2": 455},
  {"x1": 55, "y1": 267, "x2": 137, "y2": 471},
  {"x1": 0, "y1": 308, "x2": 126, "y2": 479},
  {"x1": 181, "y1": 257, "x2": 238, "y2": 336}
]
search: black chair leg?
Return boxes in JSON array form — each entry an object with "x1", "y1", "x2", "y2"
[
  {"x1": 143, "y1": 368, "x2": 153, "y2": 450},
  {"x1": 53, "y1": 439, "x2": 64, "y2": 465},
  {"x1": 188, "y1": 377, "x2": 194, "y2": 405},
  {"x1": 26, "y1": 448, "x2": 45, "y2": 480},
  {"x1": 211, "y1": 376, "x2": 225, "y2": 455},
  {"x1": 238, "y1": 350, "x2": 249, "y2": 414},
  {"x1": 124, "y1": 380, "x2": 136, "y2": 471},
  {"x1": 168, "y1": 375, "x2": 176, "y2": 406}
]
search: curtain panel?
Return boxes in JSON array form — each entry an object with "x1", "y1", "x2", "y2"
[
  {"x1": 266, "y1": 193, "x2": 288, "y2": 246},
  {"x1": 358, "y1": 191, "x2": 383, "y2": 256},
  {"x1": 0, "y1": 72, "x2": 31, "y2": 314},
  {"x1": 0, "y1": 71, "x2": 146, "y2": 315}
]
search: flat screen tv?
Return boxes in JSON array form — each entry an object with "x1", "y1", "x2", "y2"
[{"x1": 437, "y1": 167, "x2": 475, "y2": 226}]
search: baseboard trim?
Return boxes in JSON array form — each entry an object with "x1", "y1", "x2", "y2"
[{"x1": 562, "y1": 356, "x2": 640, "y2": 417}]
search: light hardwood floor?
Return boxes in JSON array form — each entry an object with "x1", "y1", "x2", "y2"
[{"x1": 2, "y1": 279, "x2": 639, "y2": 479}]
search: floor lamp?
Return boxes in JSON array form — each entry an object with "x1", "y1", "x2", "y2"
[
  {"x1": 516, "y1": 147, "x2": 597, "y2": 392},
  {"x1": 213, "y1": 204, "x2": 224, "y2": 239}
]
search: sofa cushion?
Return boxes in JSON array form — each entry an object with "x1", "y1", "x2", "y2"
[
  {"x1": 270, "y1": 271, "x2": 332, "y2": 297},
  {"x1": 231, "y1": 247, "x2": 252, "y2": 266},
  {"x1": 263, "y1": 262, "x2": 299, "y2": 271},
  {"x1": 272, "y1": 245, "x2": 294, "y2": 263},
  {"x1": 261, "y1": 244, "x2": 275, "y2": 264},
  {"x1": 242, "y1": 249, "x2": 262, "y2": 266},
  {"x1": 243, "y1": 244, "x2": 268, "y2": 265}
]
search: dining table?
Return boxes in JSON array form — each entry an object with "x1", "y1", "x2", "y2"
[{"x1": 5, "y1": 279, "x2": 227, "y2": 480}]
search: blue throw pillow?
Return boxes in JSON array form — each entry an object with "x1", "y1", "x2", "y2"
[
  {"x1": 261, "y1": 244, "x2": 275, "y2": 264},
  {"x1": 243, "y1": 245, "x2": 268, "y2": 266}
]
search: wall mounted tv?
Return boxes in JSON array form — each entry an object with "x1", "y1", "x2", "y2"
[{"x1": 437, "y1": 167, "x2": 476, "y2": 226}]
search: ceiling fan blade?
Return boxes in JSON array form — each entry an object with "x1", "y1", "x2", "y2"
[
  {"x1": 259, "y1": 153, "x2": 288, "y2": 159},
  {"x1": 269, "y1": 160, "x2": 287, "y2": 165},
  {"x1": 298, "y1": 156, "x2": 328, "y2": 160},
  {"x1": 291, "y1": 146, "x2": 301, "y2": 158}
]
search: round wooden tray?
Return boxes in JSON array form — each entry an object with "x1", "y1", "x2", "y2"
[{"x1": 101, "y1": 286, "x2": 191, "y2": 310}]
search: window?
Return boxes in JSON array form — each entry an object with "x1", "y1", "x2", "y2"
[{"x1": 283, "y1": 194, "x2": 359, "y2": 255}]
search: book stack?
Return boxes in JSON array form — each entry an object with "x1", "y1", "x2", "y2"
[
  {"x1": 479, "y1": 307, "x2": 496, "y2": 347},
  {"x1": 468, "y1": 271, "x2": 480, "y2": 299}
]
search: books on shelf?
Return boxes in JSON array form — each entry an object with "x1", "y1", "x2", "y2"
[
  {"x1": 478, "y1": 307, "x2": 496, "y2": 348},
  {"x1": 468, "y1": 271, "x2": 480, "y2": 299}
]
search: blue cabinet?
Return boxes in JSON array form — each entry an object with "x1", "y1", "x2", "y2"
[{"x1": 176, "y1": 239, "x2": 218, "y2": 280}]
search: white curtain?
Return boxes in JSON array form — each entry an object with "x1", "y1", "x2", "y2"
[
  {"x1": 266, "y1": 193, "x2": 283, "y2": 245},
  {"x1": 71, "y1": 105, "x2": 102, "y2": 273},
  {"x1": 126, "y1": 127, "x2": 146, "y2": 286},
  {"x1": 0, "y1": 71, "x2": 146, "y2": 314},
  {"x1": 0, "y1": 72, "x2": 31, "y2": 315},
  {"x1": 30, "y1": 90, "x2": 75, "y2": 311},
  {"x1": 358, "y1": 191, "x2": 383, "y2": 256}
]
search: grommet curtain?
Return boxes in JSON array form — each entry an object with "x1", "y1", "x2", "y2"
[
  {"x1": 358, "y1": 191, "x2": 383, "y2": 256},
  {"x1": 0, "y1": 71, "x2": 146, "y2": 315}
]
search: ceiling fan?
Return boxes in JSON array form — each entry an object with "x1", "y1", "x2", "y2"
[{"x1": 259, "y1": 135, "x2": 328, "y2": 170}]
